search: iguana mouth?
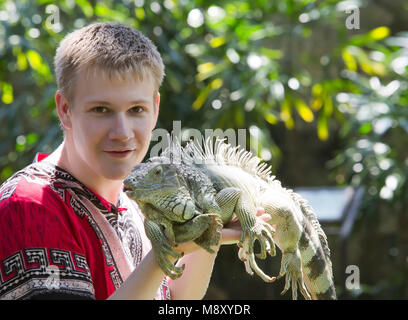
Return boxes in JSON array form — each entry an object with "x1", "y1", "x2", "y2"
[{"x1": 123, "y1": 184, "x2": 132, "y2": 192}]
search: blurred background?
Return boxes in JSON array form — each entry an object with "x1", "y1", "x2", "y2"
[{"x1": 0, "y1": 0, "x2": 407, "y2": 299}]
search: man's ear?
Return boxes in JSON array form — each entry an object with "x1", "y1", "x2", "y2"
[
  {"x1": 55, "y1": 90, "x2": 72, "y2": 130},
  {"x1": 153, "y1": 92, "x2": 160, "y2": 128}
]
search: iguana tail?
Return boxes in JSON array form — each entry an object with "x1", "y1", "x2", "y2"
[{"x1": 290, "y1": 191, "x2": 337, "y2": 299}]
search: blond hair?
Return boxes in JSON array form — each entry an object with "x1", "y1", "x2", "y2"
[{"x1": 54, "y1": 22, "x2": 165, "y2": 104}]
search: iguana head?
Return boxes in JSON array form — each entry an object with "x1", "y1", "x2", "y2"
[
  {"x1": 124, "y1": 159, "x2": 180, "y2": 199},
  {"x1": 124, "y1": 158, "x2": 197, "y2": 222}
]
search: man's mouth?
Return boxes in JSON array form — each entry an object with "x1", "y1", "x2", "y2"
[{"x1": 105, "y1": 149, "x2": 134, "y2": 158}]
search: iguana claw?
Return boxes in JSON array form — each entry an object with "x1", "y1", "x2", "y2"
[
  {"x1": 239, "y1": 218, "x2": 276, "y2": 256},
  {"x1": 144, "y1": 219, "x2": 185, "y2": 279},
  {"x1": 278, "y1": 250, "x2": 311, "y2": 300},
  {"x1": 237, "y1": 218, "x2": 277, "y2": 282},
  {"x1": 156, "y1": 244, "x2": 185, "y2": 280}
]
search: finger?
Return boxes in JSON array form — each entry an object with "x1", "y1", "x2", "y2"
[
  {"x1": 278, "y1": 260, "x2": 288, "y2": 279},
  {"x1": 264, "y1": 222, "x2": 276, "y2": 235},
  {"x1": 262, "y1": 230, "x2": 276, "y2": 257},
  {"x1": 239, "y1": 230, "x2": 246, "y2": 244},
  {"x1": 248, "y1": 252, "x2": 275, "y2": 282},
  {"x1": 258, "y1": 213, "x2": 272, "y2": 222},
  {"x1": 299, "y1": 281, "x2": 312, "y2": 300},
  {"x1": 238, "y1": 246, "x2": 247, "y2": 262},
  {"x1": 220, "y1": 228, "x2": 242, "y2": 245},
  {"x1": 247, "y1": 234, "x2": 255, "y2": 254},
  {"x1": 255, "y1": 235, "x2": 267, "y2": 259},
  {"x1": 292, "y1": 278, "x2": 298, "y2": 300},
  {"x1": 256, "y1": 207, "x2": 265, "y2": 216},
  {"x1": 281, "y1": 273, "x2": 291, "y2": 295},
  {"x1": 158, "y1": 256, "x2": 182, "y2": 280}
]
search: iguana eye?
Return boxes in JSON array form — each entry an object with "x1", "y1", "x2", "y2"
[{"x1": 154, "y1": 166, "x2": 162, "y2": 175}]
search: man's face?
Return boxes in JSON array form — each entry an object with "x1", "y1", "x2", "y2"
[{"x1": 64, "y1": 68, "x2": 159, "y2": 181}]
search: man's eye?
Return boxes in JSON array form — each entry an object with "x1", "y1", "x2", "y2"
[
  {"x1": 92, "y1": 106, "x2": 109, "y2": 113},
  {"x1": 131, "y1": 106, "x2": 144, "y2": 113}
]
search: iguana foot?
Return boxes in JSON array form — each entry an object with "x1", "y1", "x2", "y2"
[
  {"x1": 173, "y1": 213, "x2": 223, "y2": 253},
  {"x1": 237, "y1": 219, "x2": 277, "y2": 282},
  {"x1": 145, "y1": 219, "x2": 185, "y2": 279},
  {"x1": 193, "y1": 213, "x2": 223, "y2": 253},
  {"x1": 238, "y1": 238, "x2": 277, "y2": 283},
  {"x1": 278, "y1": 250, "x2": 311, "y2": 300},
  {"x1": 173, "y1": 212, "x2": 214, "y2": 243},
  {"x1": 156, "y1": 244, "x2": 185, "y2": 280},
  {"x1": 239, "y1": 218, "x2": 276, "y2": 259}
]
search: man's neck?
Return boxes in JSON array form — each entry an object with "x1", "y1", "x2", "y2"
[{"x1": 46, "y1": 142, "x2": 123, "y2": 205}]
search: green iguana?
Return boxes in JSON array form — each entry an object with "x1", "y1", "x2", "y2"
[{"x1": 124, "y1": 137, "x2": 336, "y2": 300}]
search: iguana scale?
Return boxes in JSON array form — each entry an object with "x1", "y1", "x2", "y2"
[{"x1": 124, "y1": 137, "x2": 336, "y2": 300}]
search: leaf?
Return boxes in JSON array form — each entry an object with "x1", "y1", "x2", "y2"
[
  {"x1": 16, "y1": 51, "x2": 27, "y2": 71},
  {"x1": 342, "y1": 48, "x2": 357, "y2": 71},
  {"x1": 26, "y1": 50, "x2": 42, "y2": 71},
  {"x1": 196, "y1": 61, "x2": 227, "y2": 82},
  {"x1": 311, "y1": 97, "x2": 323, "y2": 111},
  {"x1": 26, "y1": 133, "x2": 39, "y2": 145},
  {"x1": 265, "y1": 112, "x2": 278, "y2": 124},
  {"x1": 324, "y1": 96, "x2": 333, "y2": 117},
  {"x1": 280, "y1": 98, "x2": 294, "y2": 129},
  {"x1": 0, "y1": 167, "x2": 13, "y2": 181},
  {"x1": 192, "y1": 78, "x2": 223, "y2": 110},
  {"x1": 317, "y1": 113, "x2": 329, "y2": 141},
  {"x1": 312, "y1": 83, "x2": 323, "y2": 96},
  {"x1": 210, "y1": 78, "x2": 223, "y2": 90},
  {"x1": 259, "y1": 47, "x2": 283, "y2": 60},
  {"x1": 294, "y1": 99, "x2": 314, "y2": 122},
  {"x1": 359, "y1": 123, "x2": 372, "y2": 134},
  {"x1": 134, "y1": 7, "x2": 145, "y2": 20},
  {"x1": 26, "y1": 50, "x2": 51, "y2": 79},
  {"x1": 192, "y1": 85, "x2": 211, "y2": 111},
  {"x1": 76, "y1": 0, "x2": 94, "y2": 18},
  {"x1": 210, "y1": 37, "x2": 226, "y2": 48},
  {"x1": 197, "y1": 62, "x2": 215, "y2": 74},
  {"x1": 369, "y1": 26, "x2": 390, "y2": 41},
  {"x1": 1, "y1": 82, "x2": 13, "y2": 104}
]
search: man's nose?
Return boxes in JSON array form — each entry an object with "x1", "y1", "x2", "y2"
[{"x1": 108, "y1": 113, "x2": 134, "y2": 140}]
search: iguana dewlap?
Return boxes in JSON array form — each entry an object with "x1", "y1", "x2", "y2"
[{"x1": 124, "y1": 138, "x2": 336, "y2": 300}]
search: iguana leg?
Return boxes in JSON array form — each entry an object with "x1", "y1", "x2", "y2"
[
  {"x1": 261, "y1": 192, "x2": 311, "y2": 300},
  {"x1": 144, "y1": 219, "x2": 185, "y2": 279},
  {"x1": 141, "y1": 202, "x2": 179, "y2": 244},
  {"x1": 215, "y1": 187, "x2": 276, "y2": 281},
  {"x1": 193, "y1": 214, "x2": 223, "y2": 253},
  {"x1": 213, "y1": 187, "x2": 241, "y2": 223},
  {"x1": 173, "y1": 213, "x2": 223, "y2": 254}
]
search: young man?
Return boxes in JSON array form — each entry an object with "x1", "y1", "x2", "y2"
[{"x1": 0, "y1": 22, "x2": 266, "y2": 300}]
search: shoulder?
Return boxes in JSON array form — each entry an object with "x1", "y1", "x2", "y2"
[
  {"x1": 0, "y1": 164, "x2": 95, "y2": 300},
  {"x1": 0, "y1": 163, "x2": 84, "y2": 255},
  {"x1": 0, "y1": 161, "x2": 56, "y2": 204},
  {"x1": 0, "y1": 162, "x2": 66, "y2": 221}
]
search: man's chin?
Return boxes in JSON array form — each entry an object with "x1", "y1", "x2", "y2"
[{"x1": 100, "y1": 166, "x2": 133, "y2": 181}]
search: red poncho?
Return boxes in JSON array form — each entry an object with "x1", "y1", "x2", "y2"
[{"x1": 0, "y1": 154, "x2": 170, "y2": 300}]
